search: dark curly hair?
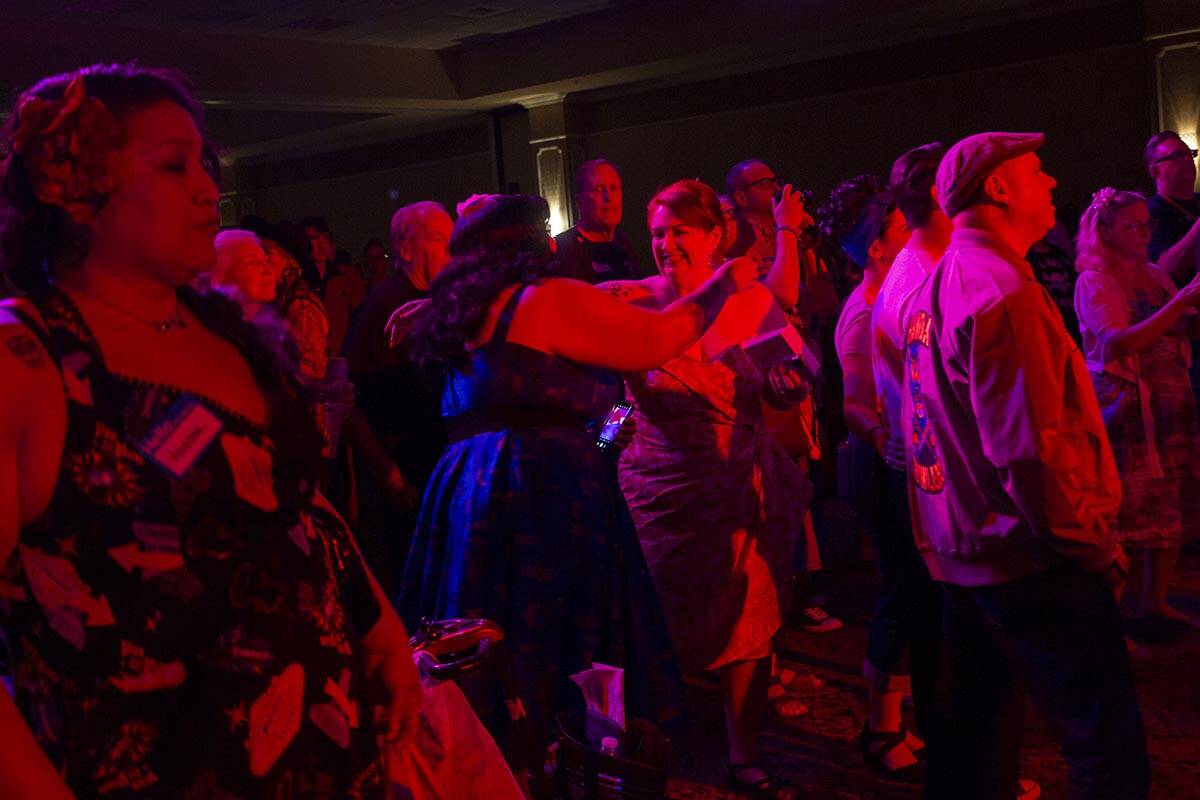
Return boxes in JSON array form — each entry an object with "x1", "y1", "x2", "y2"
[
  {"x1": 816, "y1": 174, "x2": 886, "y2": 242},
  {"x1": 413, "y1": 194, "x2": 561, "y2": 369},
  {"x1": 1, "y1": 65, "x2": 324, "y2": 470},
  {"x1": 0, "y1": 62, "x2": 219, "y2": 291},
  {"x1": 816, "y1": 174, "x2": 894, "y2": 289}
]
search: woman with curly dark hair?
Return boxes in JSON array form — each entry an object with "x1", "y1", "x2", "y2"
[
  {"x1": 823, "y1": 175, "x2": 946, "y2": 784},
  {"x1": 398, "y1": 193, "x2": 758, "y2": 756},
  {"x1": 0, "y1": 63, "x2": 419, "y2": 797}
]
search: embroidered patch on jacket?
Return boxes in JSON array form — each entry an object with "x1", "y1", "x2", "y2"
[{"x1": 905, "y1": 311, "x2": 946, "y2": 494}]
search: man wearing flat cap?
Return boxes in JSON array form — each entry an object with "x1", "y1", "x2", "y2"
[{"x1": 901, "y1": 132, "x2": 1148, "y2": 799}]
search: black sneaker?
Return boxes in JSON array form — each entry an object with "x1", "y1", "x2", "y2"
[{"x1": 798, "y1": 606, "x2": 843, "y2": 633}]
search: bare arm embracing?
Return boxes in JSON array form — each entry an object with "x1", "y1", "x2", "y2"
[{"x1": 525, "y1": 257, "x2": 759, "y2": 372}]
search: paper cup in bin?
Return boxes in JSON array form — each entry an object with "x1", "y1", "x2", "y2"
[{"x1": 555, "y1": 712, "x2": 669, "y2": 799}]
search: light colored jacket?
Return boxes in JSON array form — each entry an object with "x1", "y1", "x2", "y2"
[{"x1": 901, "y1": 227, "x2": 1122, "y2": 586}]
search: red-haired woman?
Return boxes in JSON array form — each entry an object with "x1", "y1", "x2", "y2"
[
  {"x1": 0, "y1": 64, "x2": 418, "y2": 797},
  {"x1": 605, "y1": 179, "x2": 811, "y2": 799}
]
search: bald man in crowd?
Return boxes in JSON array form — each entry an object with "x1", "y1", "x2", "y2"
[
  {"x1": 340, "y1": 201, "x2": 454, "y2": 592},
  {"x1": 554, "y1": 158, "x2": 643, "y2": 283}
]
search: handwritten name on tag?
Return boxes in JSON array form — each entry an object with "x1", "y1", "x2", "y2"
[
  {"x1": 136, "y1": 397, "x2": 223, "y2": 479},
  {"x1": 221, "y1": 434, "x2": 279, "y2": 512}
]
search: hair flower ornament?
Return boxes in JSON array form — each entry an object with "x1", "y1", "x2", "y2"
[
  {"x1": 10, "y1": 74, "x2": 127, "y2": 224},
  {"x1": 1088, "y1": 186, "x2": 1119, "y2": 214}
]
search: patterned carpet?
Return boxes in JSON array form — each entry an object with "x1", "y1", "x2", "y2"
[{"x1": 663, "y1": 545, "x2": 1200, "y2": 800}]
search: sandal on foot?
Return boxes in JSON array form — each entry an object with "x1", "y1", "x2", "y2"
[
  {"x1": 859, "y1": 726, "x2": 924, "y2": 783},
  {"x1": 1125, "y1": 635, "x2": 1153, "y2": 662},
  {"x1": 900, "y1": 726, "x2": 925, "y2": 755},
  {"x1": 767, "y1": 678, "x2": 808, "y2": 719},
  {"x1": 728, "y1": 762, "x2": 797, "y2": 800}
]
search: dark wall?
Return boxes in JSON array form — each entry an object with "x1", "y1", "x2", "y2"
[
  {"x1": 231, "y1": 2, "x2": 1155, "y2": 266},
  {"x1": 234, "y1": 121, "x2": 496, "y2": 254},
  {"x1": 587, "y1": 42, "x2": 1151, "y2": 262},
  {"x1": 566, "y1": 2, "x2": 1152, "y2": 262}
]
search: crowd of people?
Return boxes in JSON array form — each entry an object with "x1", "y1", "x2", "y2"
[{"x1": 0, "y1": 61, "x2": 1198, "y2": 800}]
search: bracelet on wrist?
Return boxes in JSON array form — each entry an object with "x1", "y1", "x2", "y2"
[{"x1": 776, "y1": 224, "x2": 802, "y2": 239}]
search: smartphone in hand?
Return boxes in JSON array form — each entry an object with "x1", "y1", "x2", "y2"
[{"x1": 596, "y1": 402, "x2": 634, "y2": 450}]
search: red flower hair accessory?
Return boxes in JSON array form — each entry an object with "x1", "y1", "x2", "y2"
[{"x1": 10, "y1": 74, "x2": 127, "y2": 224}]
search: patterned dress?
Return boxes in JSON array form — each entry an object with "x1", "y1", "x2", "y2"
[
  {"x1": 618, "y1": 347, "x2": 806, "y2": 673},
  {"x1": 1081, "y1": 267, "x2": 1200, "y2": 547},
  {"x1": 398, "y1": 285, "x2": 683, "y2": 746},
  {"x1": 1, "y1": 288, "x2": 385, "y2": 798}
]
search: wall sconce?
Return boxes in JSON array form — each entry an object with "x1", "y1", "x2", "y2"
[{"x1": 536, "y1": 144, "x2": 570, "y2": 236}]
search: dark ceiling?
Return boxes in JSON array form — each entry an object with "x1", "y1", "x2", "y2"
[{"x1": 0, "y1": 0, "x2": 1191, "y2": 166}]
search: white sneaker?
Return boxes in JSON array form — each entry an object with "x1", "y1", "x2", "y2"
[{"x1": 798, "y1": 606, "x2": 843, "y2": 633}]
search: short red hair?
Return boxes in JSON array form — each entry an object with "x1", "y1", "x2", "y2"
[{"x1": 647, "y1": 179, "x2": 725, "y2": 246}]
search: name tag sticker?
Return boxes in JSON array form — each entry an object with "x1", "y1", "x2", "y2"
[
  {"x1": 136, "y1": 397, "x2": 223, "y2": 479},
  {"x1": 221, "y1": 433, "x2": 279, "y2": 512}
]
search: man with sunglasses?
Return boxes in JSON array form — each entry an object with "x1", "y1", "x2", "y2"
[{"x1": 1145, "y1": 131, "x2": 1200, "y2": 285}]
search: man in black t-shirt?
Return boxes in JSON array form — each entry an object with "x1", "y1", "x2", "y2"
[
  {"x1": 1145, "y1": 131, "x2": 1200, "y2": 285},
  {"x1": 554, "y1": 159, "x2": 643, "y2": 283},
  {"x1": 340, "y1": 201, "x2": 453, "y2": 593},
  {"x1": 1145, "y1": 131, "x2": 1200, "y2": 425},
  {"x1": 1028, "y1": 222, "x2": 1082, "y2": 345}
]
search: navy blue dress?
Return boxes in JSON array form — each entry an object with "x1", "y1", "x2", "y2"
[{"x1": 398, "y1": 284, "x2": 684, "y2": 745}]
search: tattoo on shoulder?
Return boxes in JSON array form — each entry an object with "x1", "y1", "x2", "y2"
[
  {"x1": 606, "y1": 283, "x2": 641, "y2": 299},
  {"x1": 5, "y1": 333, "x2": 48, "y2": 370}
]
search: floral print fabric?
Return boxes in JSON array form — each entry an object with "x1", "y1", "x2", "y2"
[{"x1": 0, "y1": 289, "x2": 385, "y2": 798}]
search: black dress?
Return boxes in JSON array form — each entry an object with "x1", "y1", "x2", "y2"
[{"x1": 1, "y1": 288, "x2": 385, "y2": 798}]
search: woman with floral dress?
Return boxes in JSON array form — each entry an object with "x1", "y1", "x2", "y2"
[
  {"x1": 0, "y1": 63, "x2": 419, "y2": 798},
  {"x1": 1074, "y1": 187, "x2": 1200, "y2": 644}
]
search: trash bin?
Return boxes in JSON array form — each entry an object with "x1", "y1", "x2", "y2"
[{"x1": 555, "y1": 712, "x2": 670, "y2": 799}]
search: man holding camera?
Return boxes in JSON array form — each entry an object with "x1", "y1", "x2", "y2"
[{"x1": 725, "y1": 159, "x2": 814, "y2": 309}]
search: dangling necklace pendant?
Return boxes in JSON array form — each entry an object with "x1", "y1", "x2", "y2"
[
  {"x1": 62, "y1": 285, "x2": 189, "y2": 334},
  {"x1": 151, "y1": 316, "x2": 188, "y2": 334}
]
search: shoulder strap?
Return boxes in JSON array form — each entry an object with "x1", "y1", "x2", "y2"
[
  {"x1": 492, "y1": 284, "x2": 530, "y2": 343},
  {"x1": 1, "y1": 298, "x2": 62, "y2": 372}
]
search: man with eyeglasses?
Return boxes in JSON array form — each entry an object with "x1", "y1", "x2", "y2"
[
  {"x1": 1146, "y1": 131, "x2": 1200, "y2": 422},
  {"x1": 1145, "y1": 131, "x2": 1200, "y2": 285},
  {"x1": 725, "y1": 159, "x2": 817, "y2": 309},
  {"x1": 725, "y1": 159, "x2": 847, "y2": 646}
]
